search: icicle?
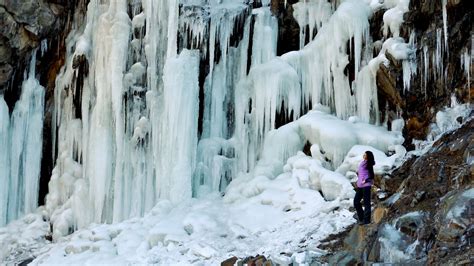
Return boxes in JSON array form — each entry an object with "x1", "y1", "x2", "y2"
[
  {"x1": 179, "y1": 4, "x2": 208, "y2": 52},
  {"x1": 354, "y1": 62, "x2": 380, "y2": 124},
  {"x1": 8, "y1": 50, "x2": 45, "y2": 222},
  {"x1": 423, "y1": 45, "x2": 429, "y2": 96},
  {"x1": 41, "y1": 39, "x2": 48, "y2": 56},
  {"x1": 167, "y1": 0, "x2": 179, "y2": 58},
  {"x1": 234, "y1": 57, "x2": 301, "y2": 174},
  {"x1": 251, "y1": 7, "x2": 278, "y2": 66},
  {"x1": 382, "y1": 0, "x2": 409, "y2": 38},
  {"x1": 156, "y1": 49, "x2": 200, "y2": 204},
  {"x1": 402, "y1": 32, "x2": 417, "y2": 92},
  {"x1": 292, "y1": 0, "x2": 333, "y2": 50},
  {"x1": 461, "y1": 49, "x2": 471, "y2": 90},
  {"x1": 202, "y1": 3, "x2": 250, "y2": 139},
  {"x1": 283, "y1": 0, "x2": 371, "y2": 119},
  {"x1": 0, "y1": 95, "x2": 10, "y2": 226},
  {"x1": 194, "y1": 9, "x2": 252, "y2": 196},
  {"x1": 442, "y1": 0, "x2": 448, "y2": 55},
  {"x1": 435, "y1": 29, "x2": 444, "y2": 80}
]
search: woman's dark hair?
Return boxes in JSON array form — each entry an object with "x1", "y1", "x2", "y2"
[{"x1": 365, "y1": 151, "x2": 375, "y2": 180}]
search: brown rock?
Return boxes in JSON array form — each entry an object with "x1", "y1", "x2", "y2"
[
  {"x1": 373, "y1": 207, "x2": 388, "y2": 224},
  {"x1": 376, "y1": 64, "x2": 404, "y2": 109},
  {"x1": 242, "y1": 255, "x2": 268, "y2": 266},
  {"x1": 343, "y1": 223, "x2": 378, "y2": 257},
  {"x1": 405, "y1": 116, "x2": 428, "y2": 141},
  {"x1": 221, "y1": 256, "x2": 238, "y2": 266}
]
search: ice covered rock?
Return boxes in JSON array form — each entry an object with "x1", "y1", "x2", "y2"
[{"x1": 336, "y1": 144, "x2": 406, "y2": 177}]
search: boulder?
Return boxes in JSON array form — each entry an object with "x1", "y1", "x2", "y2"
[
  {"x1": 373, "y1": 207, "x2": 389, "y2": 224},
  {"x1": 221, "y1": 256, "x2": 238, "y2": 266}
]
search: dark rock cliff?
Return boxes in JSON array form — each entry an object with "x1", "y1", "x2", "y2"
[{"x1": 399, "y1": 0, "x2": 472, "y2": 148}]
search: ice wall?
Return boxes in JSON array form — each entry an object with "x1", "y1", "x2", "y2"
[
  {"x1": 46, "y1": 0, "x2": 252, "y2": 231},
  {"x1": 43, "y1": 0, "x2": 384, "y2": 231},
  {"x1": 0, "y1": 51, "x2": 45, "y2": 226},
  {"x1": 2, "y1": 0, "x2": 425, "y2": 234},
  {"x1": 46, "y1": 0, "x2": 183, "y2": 230}
]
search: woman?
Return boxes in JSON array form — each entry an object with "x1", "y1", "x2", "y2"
[{"x1": 354, "y1": 151, "x2": 375, "y2": 225}]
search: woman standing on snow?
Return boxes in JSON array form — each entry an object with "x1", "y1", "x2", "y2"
[{"x1": 354, "y1": 151, "x2": 375, "y2": 225}]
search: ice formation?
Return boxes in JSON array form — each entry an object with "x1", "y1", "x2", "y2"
[
  {"x1": 0, "y1": 96, "x2": 9, "y2": 227},
  {"x1": 461, "y1": 48, "x2": 471, "y2": 89},
  {"x1": 292, "y1": 0, "x2": 333, "y2": 49},
  {"x1": 1, "y1": 0, "x2": 411, "y2": 233},
  {"x1": 0, "y1": 51, "x2": 45, "y2": 226},
  {"x1": 1, "y1": 0, "x2": 471, "y2": 264}
]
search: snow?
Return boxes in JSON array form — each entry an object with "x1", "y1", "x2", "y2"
[
  {"x1": 299, "y1": 110, "x2": 404, "y2": 168},
  {"x1": 446, "y1": 188, "x2": 474, "y2": 220},
  {"x1": 409, "y1": 95, "x2": 472, "y2": 157},
  {"x1": 0, "y1": 211, "x2": 49, "y2": 263},
  {"x1": 382, "y1": 0, "x2": 409, "y2": 38},
  {"x1": 430, "y1": 95, "x2": 472, "y2": 140},
  {"x1": 28, "y1": 173, "x2": 356, "y2": 265},
  {"x1": 337, "y1": 144, "x2": 406, "y2": 177}
]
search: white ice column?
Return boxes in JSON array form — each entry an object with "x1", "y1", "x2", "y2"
[
  {"x1": 202, "y1": 4, "x2": 249, "y2": 139},
  {"x1": 251, "y1": 7, "x2": 278, "y2": 66},
  {"x1": 8, "y1": 52, "x2": 45, "y2": 222},
  {"x1": 354, "y1": 64, "x2": 380, "y2": 124},
  {"x1": 0, "y1": 96, "x2": 10, "y2": 226},
  {"x1": 86, "y1": 0, "x2": 130, "y2": 223},
  {"x1": 155, "y1": 49, "x2": 200, "y2": 204}
]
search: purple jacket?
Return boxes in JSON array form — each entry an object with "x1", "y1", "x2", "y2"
[{"x1": 357, "y1": 160, "x2": 373, "y2": 188}]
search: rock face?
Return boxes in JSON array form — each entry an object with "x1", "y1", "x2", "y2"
[
  {"x1": 0, "y1": 0, "x2": 57, "y2": 90},
  {"x1": 320, "y1": 119, "x2": 474, "y2": 264},
  {"x1": 397, "y1": 0, "x2": 472, "y2": 147},
  {"x1": 270, "y1": 0, "x2": 300, "y2": 55}
]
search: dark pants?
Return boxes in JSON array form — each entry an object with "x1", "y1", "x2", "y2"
[{"x1": 354, "y1": 186, "x2": 371, "y2": 224}]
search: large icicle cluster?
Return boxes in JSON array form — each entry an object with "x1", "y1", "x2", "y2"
[
  {"x1": 4, "y1": 0, "x2": 457, "y2": 246},
  {"x1": 0, "y1": 51, "x2": 45, "y2": 227}
]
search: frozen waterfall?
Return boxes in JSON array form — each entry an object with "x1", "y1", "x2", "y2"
[
  {"x1": 0, "y1": 51, "x2": 45, "y2": 226},
  {"x1": 1, "y1": 0, "x2": 421, "y2": 234}
]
